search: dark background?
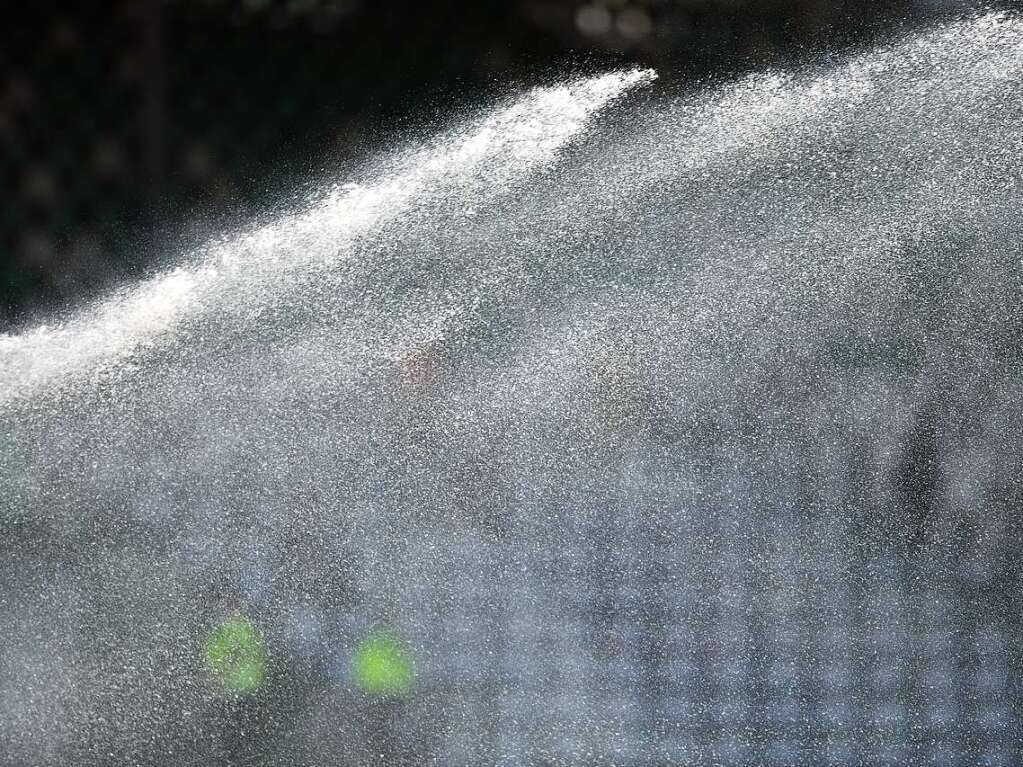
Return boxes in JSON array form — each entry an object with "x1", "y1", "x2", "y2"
[{"x1": 0, "y1": 0, "x2": 1003, "y2": 330}]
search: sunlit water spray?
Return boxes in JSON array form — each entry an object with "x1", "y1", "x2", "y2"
[
  {"x1": 0, "y1": 69, "x2": 655, "y2": 402},
  {"x1": 2, "y1": 13, "x2": 1023, "y2": 766}
]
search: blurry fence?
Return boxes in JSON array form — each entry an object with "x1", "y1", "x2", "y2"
[
  {"x1": 4, "y1": 296, "x2": 1022, "y2": 765},
  {"x1": 346, "y1": 386, "x2": 1023, "y2": 765}
]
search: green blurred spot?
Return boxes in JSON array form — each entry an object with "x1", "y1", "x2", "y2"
[
  {"x1": 204, "y1": 614, "x2": 267, "y2": 695},
  {"x1": 353, "y1": 630, "x2": 414, "y2": 697}
]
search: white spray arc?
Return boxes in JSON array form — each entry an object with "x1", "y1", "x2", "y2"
[{"x1": 0, "y1": 69, "x2": 655, "y2": 404}]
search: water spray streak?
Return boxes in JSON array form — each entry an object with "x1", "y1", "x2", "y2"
[{"x1": 0, "y1": 69, "x2": 655, "y2": 404}]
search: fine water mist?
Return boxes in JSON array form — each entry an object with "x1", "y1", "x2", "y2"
[{"x1": 2, "y1": 12, "x2": 1023, "y2": 766}]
